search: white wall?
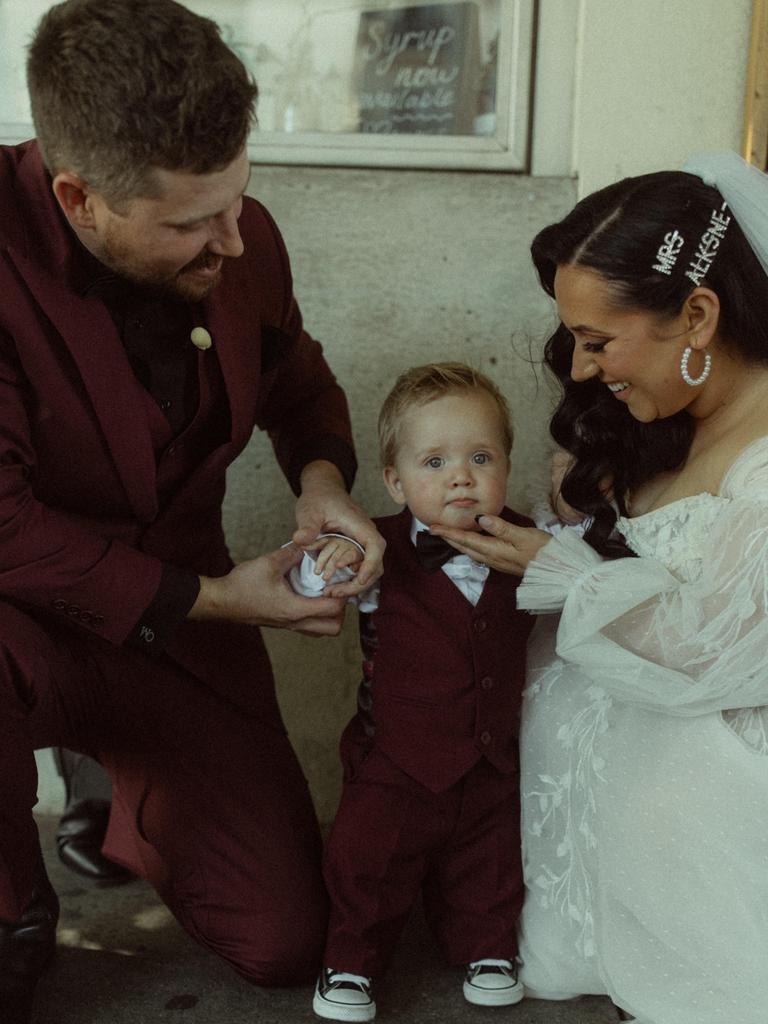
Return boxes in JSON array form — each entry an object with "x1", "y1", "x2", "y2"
[
  {"x1": 530, "y1": 0, "x2": 580, "y2": 176},
  {"x1": 566, "y1": 0, "x2": 752, "y2": 195}
]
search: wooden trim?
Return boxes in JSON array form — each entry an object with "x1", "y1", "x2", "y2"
[{"x1": 743, "y1": 0, "x2": 768, "y2": 168}]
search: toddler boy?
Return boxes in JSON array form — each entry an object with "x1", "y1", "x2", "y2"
[{"x1": 297, "y1": 363, "x2": 534, "y2": 1022}]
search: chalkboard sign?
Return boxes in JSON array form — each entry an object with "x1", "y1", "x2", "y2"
[{"x1": 353, "y1": 2, "x2": 482, "y2": 135}]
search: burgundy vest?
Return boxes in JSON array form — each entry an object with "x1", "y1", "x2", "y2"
[{"x1": 358, "y1": 508, "x2": 535, "y2": 793}]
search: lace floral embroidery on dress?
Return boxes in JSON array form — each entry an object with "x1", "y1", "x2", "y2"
[
  {"x1": 524, "y1": 484, "x2": 768, "y2": 961},
  {"x1": 618, "y1": 492, "x2": 722, "y2": 584},
  {"x1": 526, "y1": 682, "x2": 612, "y2": 957}
]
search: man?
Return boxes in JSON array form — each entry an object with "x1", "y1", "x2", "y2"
[{"x1": 0, "y1": 1, "x2": 384, "y2": 1020}]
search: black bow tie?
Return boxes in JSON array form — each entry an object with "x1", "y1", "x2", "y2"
[{"x1": 415, "y1": 531, "x2": 457, "y2": 572}]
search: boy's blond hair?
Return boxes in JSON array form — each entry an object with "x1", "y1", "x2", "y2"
[{"x1": 378, "y1": 362, "x2": 513, "y2": 467}]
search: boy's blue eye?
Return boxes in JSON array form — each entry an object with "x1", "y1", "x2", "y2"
[
  {"x1": 426, "y1": 456, "x2": 444, "y2": 469},
  {"x1": 472, "y1": 452, "x2": 490, "y2": 465}
]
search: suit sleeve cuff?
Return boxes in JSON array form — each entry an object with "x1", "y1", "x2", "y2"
[{"x1": 124, "y1": 565, "x2": 201, "y2": 655}]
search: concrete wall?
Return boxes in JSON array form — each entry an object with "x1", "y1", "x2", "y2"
[{"x1": 224, "y1": 165, "x2": 575, "y2": 823}]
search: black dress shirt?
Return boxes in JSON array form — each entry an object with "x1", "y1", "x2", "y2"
[{"x1": 74, "y1": 249, "x2": 204, "y2": 653}]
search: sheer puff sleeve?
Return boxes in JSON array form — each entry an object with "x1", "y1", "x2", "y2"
[{"x1": 517, "y1": 437, "x2": 768, "y2": 716}]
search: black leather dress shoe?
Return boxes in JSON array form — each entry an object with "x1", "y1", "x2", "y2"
[
  {"x1": 54, "y1": 749, "x2": 133, "y2": 884},
  {"x1": 0, "y1": 856, "x2": 59, "y2": 1024},
  {"x1": 56, "y1": 797, "x2": 133, "y2": 884}
]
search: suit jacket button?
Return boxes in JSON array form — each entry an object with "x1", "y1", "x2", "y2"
[
  {"x1": 481, "y1": 676, "x2": 493, "y2": 690},
  {"x1": 473, "y1": 618, "x2": 487, "y2": 633},
  {"x1": 51, "y1": 599, "x2": 67, "y2": 610},
  {"x1": 92, "y1": 615, "x2": 105, "y2": 627},
  {"x1": 480, "y1": 731, "x2": 492, "y2": 746},
  {"x1": 79, "y1": 610, "x2": 93, "y2": 623},
  {"x1": 66, "y1": 605, "x2": 80, "y2": 617}
]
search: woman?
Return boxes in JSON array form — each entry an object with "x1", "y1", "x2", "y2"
[{"x1": 431, "y1": 152, "x2": 768, "y2": 1024}]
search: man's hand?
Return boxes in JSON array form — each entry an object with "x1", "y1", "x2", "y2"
[
  {"x1": 292, "y1": 460, "x2": 385, "y2": 596},
  {"x1": 189, "y1": 544, "x2": 346, "y2": 636}
]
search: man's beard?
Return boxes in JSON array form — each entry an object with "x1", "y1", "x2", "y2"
[{"x1": 99, "y1": 227, "x2": 223, "y2": 302}]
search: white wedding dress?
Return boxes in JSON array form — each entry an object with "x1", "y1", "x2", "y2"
[{"x1": 516, "y1": 436, "x2": 768, "y2": 1024}]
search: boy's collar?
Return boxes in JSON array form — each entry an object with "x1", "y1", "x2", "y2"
[{"x1": 409, "y1": 515, "x2": 429, "y2": 545}]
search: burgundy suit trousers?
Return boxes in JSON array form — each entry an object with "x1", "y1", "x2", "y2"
[
  {"x1": 322, "y1": 742, "x2": 523, "y2": 977},
  {"x1": 0, "y1": 602, "x2": 327, "y2": 987}
]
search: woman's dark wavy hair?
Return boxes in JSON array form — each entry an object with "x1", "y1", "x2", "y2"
[{"x1": 532, "y1": 170, "x2": 768, "y2": 556}]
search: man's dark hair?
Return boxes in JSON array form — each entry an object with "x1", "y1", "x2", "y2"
[{"x1": 27, "y1": 0, "x2": 258, "y2": 205}]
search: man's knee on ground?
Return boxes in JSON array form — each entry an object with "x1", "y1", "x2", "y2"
[
  {"x1": 179, "y1": 888, "x2": 327, "y2": 988},
  {"x1": 210, "y1": 915, "x2": 326, "y2": 987}
]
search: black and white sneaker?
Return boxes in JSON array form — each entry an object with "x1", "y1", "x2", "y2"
[
  {"x1": 463, "y1": 958, "x2": 524, "y2": 1007},
  {"x1": 313, "y1": 968, "x2": 376, "y2": 1022}
]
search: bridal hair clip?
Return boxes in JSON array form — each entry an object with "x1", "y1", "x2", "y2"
[
  {"x1": 652, "y1": 230, "x2": 684, "y2": 275},
  {"x1": 684, "y1": 202, "x2": 730, "y2": 286}
]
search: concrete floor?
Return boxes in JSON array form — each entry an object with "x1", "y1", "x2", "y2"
[{"x1": 30, "y1": 814, "x2": 622, "y2": 1024}]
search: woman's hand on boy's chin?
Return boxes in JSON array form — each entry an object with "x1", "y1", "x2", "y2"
[{"x1": 429, "y1": 515, "x2": 552, "y2": 576}]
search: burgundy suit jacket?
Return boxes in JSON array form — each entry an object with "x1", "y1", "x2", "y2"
[
  {"x1": 352, "y1": 508, "x2": 535, "y2": 793},
  {"x1": 0, "y1": 140, "x2": 355, "y2": 715}
]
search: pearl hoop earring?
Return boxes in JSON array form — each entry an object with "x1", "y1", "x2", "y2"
[{"x1": 680, "y1": 346, "x2": 712, "y2": 387}]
